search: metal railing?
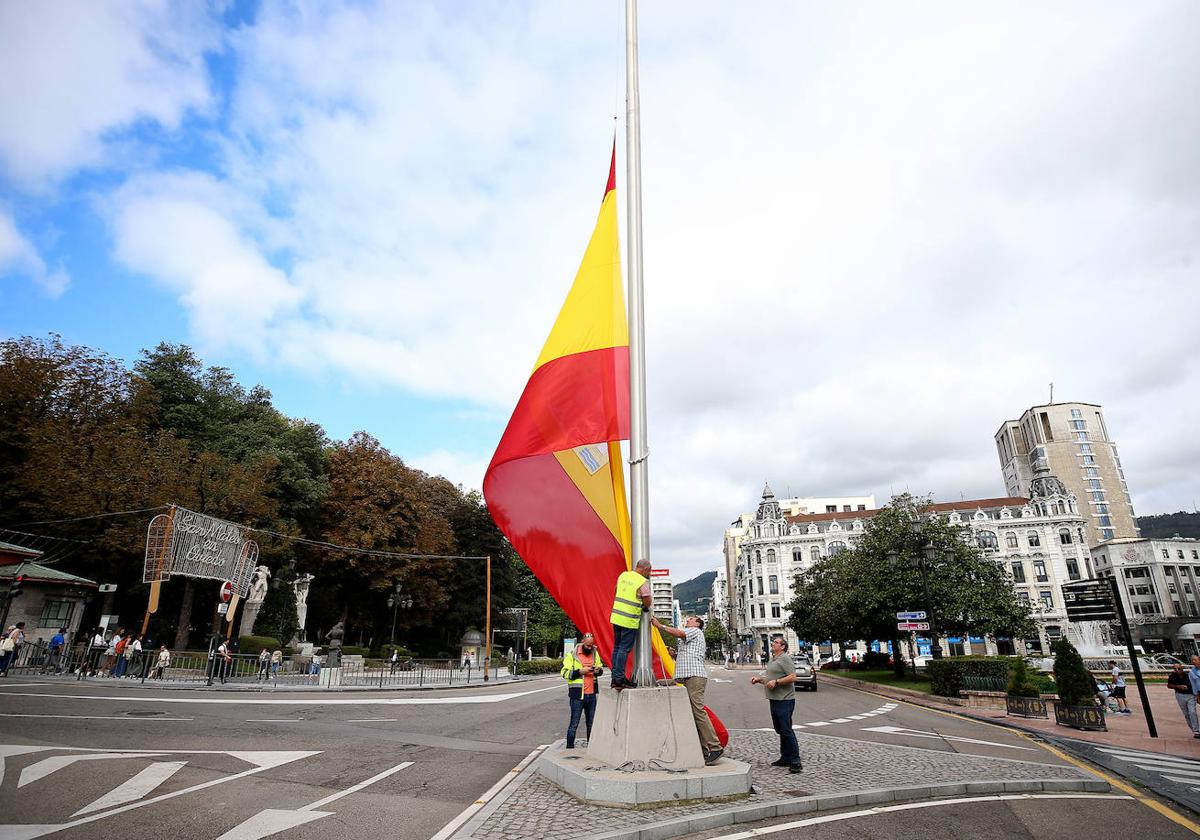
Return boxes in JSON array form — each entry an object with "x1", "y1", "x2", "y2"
[{"x1": 961, "y1": 675, "x2": 1008, "y2": 692}]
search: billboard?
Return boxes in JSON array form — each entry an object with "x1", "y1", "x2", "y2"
[{"x1": 144, "y1": 506, "x2": 259, "y2": 596}]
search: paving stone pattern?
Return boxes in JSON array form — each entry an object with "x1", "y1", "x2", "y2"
[{"x1": 465, "y1": 731, "x2": 1093, "y2": 840}]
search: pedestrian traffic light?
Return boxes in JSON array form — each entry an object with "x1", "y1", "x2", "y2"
[{"x1": 8, "y1": 574, "x2": 25, "y2": 598}]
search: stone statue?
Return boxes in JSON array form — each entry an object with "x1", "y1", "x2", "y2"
[
  {"x1": 292, "y1": 573, "x2": 315, "y2": 643},
  {"x1": 325, "y1": 621, "x2": 344, "y2": 668},
  {"x1": 248, "y1": 565, "x2": 271, "y2": 604}
]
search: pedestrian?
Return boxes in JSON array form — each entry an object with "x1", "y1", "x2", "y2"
[
  {"x1": 216, "y1": 640, "x2": 232, "y2": 683},
  {"x1": 750, "y1": 634, "x2": 802, "y2": 773},
  {"x1": 125, "y1": 635, "x2": 143, "y2": 678},
  {"x1": 560, "y1": 632, "x2": 604, "y2": 749},
  {"x1": 154, "y1": 645, "x2": 170, "y2": 680},
  {"x1": 653, "y1": 615, "x2": 723, "y2": 765},
  {"x1": 609, "y1": 558, "x2": 652, "y2": 689},
  {"x1": 390, "y1": 648, "x2": 399, "y2": 674},
  {"x1": 257, "y1": 649, "x2": 270, "y2": 680},
  {"x1": 1168, "y1": 663, "x2": 1197, "y2": 737},
  {"x1": 47, "y1": 627, "x2": 67, "y2": 674},
  {"x1": 1109, "y1": 660, "x2": 1131, "y2": 714},
  {"x1": 0, "y1": 622, "x2": 24, "y2": 675},
  {"x1": 112, "y1": 631, "x2": 129, "y2": 678},
  {"x1": 84, "y1": 628, "x2": 106, "y2": 677},
  {"x1": 271, "y1": 649, "x2": 282, "y2": 677}
]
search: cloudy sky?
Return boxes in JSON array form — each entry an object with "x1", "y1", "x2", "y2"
[{"x1": 2, "y1": 1, "x2": 1197, "y2": 583}]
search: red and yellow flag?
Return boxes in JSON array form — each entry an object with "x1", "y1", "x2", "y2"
[{"x1": 484, "y1": 149, "x2": 673, "y2": 675}]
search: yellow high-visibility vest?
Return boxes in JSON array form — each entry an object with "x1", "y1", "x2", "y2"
[
  {"x1": 560, "y1": 648, "x2": 605, "y2": 686},
  {"x1": 610, "y1": 570, "x2": 647, "y2": 629}
]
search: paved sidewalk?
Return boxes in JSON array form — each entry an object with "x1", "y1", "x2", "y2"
[{"x1": 451, "y1": 729, "x2": 1097, "y2": 840}]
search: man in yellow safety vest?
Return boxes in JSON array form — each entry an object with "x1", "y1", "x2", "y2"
[
  {"x1": 560, "y1": 632, "x2": 604, "y2": 748},
  {"x1": 609, "y1": 558, "x2": 652, "y2": 689}
]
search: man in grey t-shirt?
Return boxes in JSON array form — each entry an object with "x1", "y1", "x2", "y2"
[
  {"x1": 750, "y1": 635, "x2": 801, "y2": 772},
  {"x1": 653, "y1": 615, "x2": 723, "y2": 765}
]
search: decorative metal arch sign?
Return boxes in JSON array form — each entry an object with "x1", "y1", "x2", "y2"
[{"x1": 144, "y1": 506, "x2": 259, "y2": 596}]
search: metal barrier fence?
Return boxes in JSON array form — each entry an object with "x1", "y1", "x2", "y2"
[
  {"x1": 961, "y1": 675, "x2": 1008, "y2": 692},
  {"x1": 0, "y1": 641, "x2": 507, "y2": 687}
]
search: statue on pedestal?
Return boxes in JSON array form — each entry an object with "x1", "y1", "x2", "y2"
[
  {"x1": 292, "y1": 573, "x2": 314, "y2": 643},
  {"x1": 237, "y1": 565, "x2": 273, "y2": 638},
  {"x1": 325, "y1": 621, "x2": 344, "y2": 668}
]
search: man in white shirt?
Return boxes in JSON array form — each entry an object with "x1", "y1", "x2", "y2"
[
  {"x1": 1109, "y1": 660, "x2": 1131, "y2": 714},
  {"x1": 652, "y1": 615, "x2": 723, "y2": 765}
]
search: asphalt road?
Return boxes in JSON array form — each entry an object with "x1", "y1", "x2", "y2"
[{"x1": 0, "y1": 667, "x2": 1193, "y2": 840}]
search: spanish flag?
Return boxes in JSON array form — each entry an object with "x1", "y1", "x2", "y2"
[{"x1": 484, "y1": 148, "x2": 674, "y2": 676}]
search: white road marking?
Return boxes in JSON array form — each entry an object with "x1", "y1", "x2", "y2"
[
  {"x1": 736, "y1": 702, "x2": 901, "y2": 733},
  {"x1": 0, "y1": 713, "x2": 193, "y2": 721},
  {"x1": 212, "y1": 762, "x2": 415, "y2": 840},
  {"x1": 72, "y1": 760, "x2": 187, "y2": 816},
  {"x1": 245, "y1": 719, "x2": 303, "y2": 723},
  {"x1": 862, "y1": 725, "x2": 1036, "y2": 751},
  {"x1": 697, "y1": 793, "x2": 1134, "y2": 839},
  {"x1": 0, "y1": 683, "x2": 562, "y2": 706},
  {"x1": 345, "y1": 718, "x2": 398, "y2": 723},
  {"x1": 19, "y1": 753, "x2": 167, "y2": 788},
  {"x1": 807, "y1": 721, "x2": 830, "y2": 727},
  {"x1": 1097, "y1": 746, "x2": 1200, "y2": 789},
  {"x1": 429, "y1": 745, "x2": 548, "y2": 840},
  {"x1": 0, "y1": 746, "x2": 52, "y2": 787}
]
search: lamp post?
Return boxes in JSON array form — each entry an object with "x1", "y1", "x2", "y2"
[
  {"x1": 886, "y1": 518, "x2": 949, "y2": 661},
  {"x1": 388, "y1": 583, "x2": 413, "y2": 646}
]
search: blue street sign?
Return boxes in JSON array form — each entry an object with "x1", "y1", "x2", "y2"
[{"x1": 896, "y1": 611, "x2": 927, "y2": 621}]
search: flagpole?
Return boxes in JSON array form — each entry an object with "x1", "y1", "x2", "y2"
[{"x1": 625, "y1": 0, "x2": 655, "y2": 688}]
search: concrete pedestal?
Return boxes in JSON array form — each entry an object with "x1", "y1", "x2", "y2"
[{"x1": 586, "y1": 685, "x2": 705, "y2": 770}]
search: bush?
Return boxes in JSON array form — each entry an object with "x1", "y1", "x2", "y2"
[
  {"x1": 1052, "y1": 638, "x2": 1096, "y2": 706},
  {"x1": 238, "y1": 635, "x2": 281, "y2": 655},
  {"x1": 338, "y1": 646, "x2": 370, "y2": 657},
  {"x1": 1007, "y1": 657, "x2": 1041, "y2": 698},
  {"x1": 927, "y1": 656, "x2": 1010, "y2": 698},
  {"x1": 515, "y1": 658, "x2": 563, "y2": 675},
  {"x1": 860, "y1": 651, "x2": 892, "y2": 670}
]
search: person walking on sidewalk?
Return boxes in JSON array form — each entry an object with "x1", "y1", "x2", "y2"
[
  {"x1": 653, "y1": 615, "x2": 724, "y2": 765},
  {"x1": 1109, "y1": 660, "x2": 1130, "y2": 714},
  {"x1": 750, "y1": 635, "x2": 802, "y2": 773},
  {"x1": 1168, "y1": 663, "x2": 1198, "y2": 737}
]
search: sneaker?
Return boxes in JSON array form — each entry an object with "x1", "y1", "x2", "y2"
[
  {"x1": 769, "y1": 758, "x2": 789, "y2": 767},
  {"x1": 704, "y1": 749, "x2": 724, "y2": 766},
  {"x1": 788, "y1": 763, "x2": 803, "y2": 774},
  {"x1": 1119, "y1": 709, "x2": 1132, "y2": 715}
]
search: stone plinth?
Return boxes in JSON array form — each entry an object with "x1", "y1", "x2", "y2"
[
  {"x1": 586, "y1": 685, "x2": 705, "y2": 770},
  {"x1": 538, "y1": 744, "x2": 751, "y2": 809}
]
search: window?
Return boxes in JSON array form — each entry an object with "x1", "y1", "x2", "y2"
[
  {"x1": 1090, "y1": 491, "x2": 1105, "y2": 502},
  {"x1": 1180, "y1": 550, "x2": 1187, "y2": 559},
  {"x1": 1163, "y1": 549, "x2": 1171, "y2": 559},
  {"x1": 826, "y1": 505, "x2": 837, "y2": 513},
  {"x1": 771, "y1": 603, "x2": 781, "y2": 619},
  {"x1": 1075, "y1": 431, "x2": 1089, "y2": 441},
  {"x1": 1082, "y1": 455, "x2": 1096, "y2": 465},
  {"x1": 1018, "y1": 591, "x2": 1030, "y2": 604},
  {"x1": 1193, "y1": 551, "x2": 1199, "y2": 560},
  {"x1": 977, "y1": 531, "x2": 998, "y2": 549},
  {"x1": 1089, "y1": 480, "x2": 1102, "y2": 490},
  {"x1": 1011, "y1": 561, "x2": 1026, "y2": 583},
  {"x1": 757, "y1": 577, "x2": 764, "y2": 596},
  {"x1": 1078, "y1": 443, "x2": 1093, "y2": 454},
  {"x1": 1093, "y1": 503, "x2": 1109, "y2": 514},
  {"x1": 766, "y1": 549, "x2": 776, "y2": 564},
  {"x1": 1005, "y1": 533, "x2": 1018, "y2": 549},
  {"x1": 1098, "y1": 515, "x2": 1112, "y2": 527},
  {"x1": 1102, "y1": 528, "x2": 1115, "y2": 540},
  {"x1": 828, "y1": 541, "x2": 847, "y2": 556},
  {"x1": 811, "y1": 546, "x2": 821, "y2": 562},
  {"x1": 1123, "y1": 568, "x2": 1149, "y2": 578},
  {"x1": 1059, "y1": 529, "x2": 1073, "y2": 545},
  {"x1": 38, "y1": 599, "x2": 73, "y2": 629},
  {"x1": 1040, "y1": 591, "x2": 1054, "y2": 609},
  {"x1": 755, "y1": 551, "x2": 761, "y2": 565},
  {"x1": 1071, "y1": 408, "x2": 1082, "y2": 418},
  {"x1": 1066, "y1": 558, "x2": 1081, "y2": 580},
  {"x1": 1033, "y1": 559, "x2": 1048, "y2": 582},
  {"x1": 769, "y1": 575, "x2": 779, "y2": 595},
  {"x1": 857, "y1": 504, "x2": 866, "y2": 511},
  {"x1": 792, "y1": 548, "x2": 803, "y2": 564},
  {"x1": 1027, "y1": 532, "x2": 1041, "y2": 547},
  {"x1": 1085, "y1": 467, "x2": 1099, "y2": 477},
  {"x1": 749, "y1": 604, "x2": 755, "y2": 619},
  {"x1": 843, "y1": 505, "x2": 851, "y2": 512},
  {"x1": 1072, "y1": 420, "x2": 1086, "y2": 430}
]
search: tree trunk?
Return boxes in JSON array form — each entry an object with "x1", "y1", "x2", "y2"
[
  {"x1": 891, "y1": 636, "x2": 905, "y2": 678},
  {"x1": 174, "y1": 579, "x2": 195, "y2": 650}
]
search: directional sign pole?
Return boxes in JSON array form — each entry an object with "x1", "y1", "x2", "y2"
[{"x1": 1108, "y1": 576, "x2": 1156, "y2": 738}]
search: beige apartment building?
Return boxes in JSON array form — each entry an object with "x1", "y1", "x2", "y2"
[{"x1": 995, "y1": 402, "x2": 1138, "y2": 547}]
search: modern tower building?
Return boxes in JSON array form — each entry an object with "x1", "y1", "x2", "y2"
[{"x1": 995, "y1": 402, "x2": 1138, "y2": 547}]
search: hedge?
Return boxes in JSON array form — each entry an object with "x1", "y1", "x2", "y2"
[
  {"x1": 926, "y1": 656, "x2": 1011, "y2": 697},
  {"x1": 515, "y1": 658, "x2": 563, "y2": 675},
  {"x1": 237, "y1": 635, "x2": 281, "y2": 655}
]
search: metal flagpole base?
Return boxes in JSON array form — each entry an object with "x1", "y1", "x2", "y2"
[{"x1": 631, "y1": 610, "x2": 655, "y2": 686}]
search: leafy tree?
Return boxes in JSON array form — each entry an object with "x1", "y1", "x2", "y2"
[
  {"x1": 1052, "y1": 638, "x2": 1096, "y2": 706},
  {"x1": 704, "y1": 617, "x2": 728, "y2": 651},
  {"x1": 1007, "y1": 656, "x2": 1041, "y2": 698},
  {"x1": 253, "y1": 564, "x2": 300, "y2": 645},
  {"x1": 514, "y1": 564, "x2": 572, "y2": 656},
  {"x1": 786, "y1": 494, "x2": 1035, "y2": 676}
]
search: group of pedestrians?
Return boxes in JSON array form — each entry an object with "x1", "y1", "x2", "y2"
[
  {"x1": 256, "y1": 648, "x2": 283, "y2": 679},
  {"x1": 0, "y1": 622, "x2": 26, "y2": 675},
  {"x1": 1167, "y1": 656, "x2": 1200, "y2": 738},
  {"x1": 79, "y1": 627, "x2": 171, "y2": 679}
]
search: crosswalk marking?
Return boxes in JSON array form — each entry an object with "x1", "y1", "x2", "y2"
[{"x1": 1097, "y1": 746, "x2": 1200, "y2": 790}]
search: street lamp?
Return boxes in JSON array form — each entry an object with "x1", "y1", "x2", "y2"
[
  {"x1": 388, "y1": 583, "x2": 413, "y2": 646},
  {"x1": 886, "y1": 518, "x2": 951, "y2": 661}
]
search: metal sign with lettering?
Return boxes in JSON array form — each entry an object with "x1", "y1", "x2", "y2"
[
  {"x1": 143, "y1": 506, "x2": 259, "y2": 597},
  {"x1": 1062, "y1": 578, "x2": 1117, "y2": 623}
]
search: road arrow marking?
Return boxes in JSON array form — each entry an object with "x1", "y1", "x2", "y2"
[
  {"x1": 19, "y1": 753, "x2": 167, "y2": 788},
  {"x1": 0, "y1": 746, "x2": 51, "y2": 787},
  {"x1": 72, "y1": 761, "x2": 187, "y2": 816},
  {"x1": 862, "y1": 725, "x2": 1036, "y2": 751}
]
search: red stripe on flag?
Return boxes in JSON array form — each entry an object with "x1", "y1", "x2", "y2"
[
  {"x1": 484, "y1": 451, "x2": 628, "y2": 667},
  {"x1": 488, "y1": 346, "x2": 630, "y2": 470}
]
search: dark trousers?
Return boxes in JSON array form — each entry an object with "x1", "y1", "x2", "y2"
[
  {"x1": 769, "y1": 698, "x2": 801, "y2": 767},
  {"x1": 611, "y1": 624, "x2": 638, "y2": 685},
  {"x1": 566, "y1": 686, "x2": 597, "y2": 748}
]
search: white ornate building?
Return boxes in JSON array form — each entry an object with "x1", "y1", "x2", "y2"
[{"x1": 730, "y1": 479, "x2": 1093, "y2": 661}]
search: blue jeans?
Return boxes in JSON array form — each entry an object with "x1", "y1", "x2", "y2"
[
  {"x1": 611, "y1": 624, "x2": 638, "y2": 685},
  {"x1": 769, "y1": 698, "x2": 801, "y2": 767},
  {"x1": 567, "y1": 686, "x2": 597, "y2": 747},
  {"x1": 114, "y1": 657, "x2": 128, "y2": 678}
]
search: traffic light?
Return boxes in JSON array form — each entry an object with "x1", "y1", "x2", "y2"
[{"x1": 9, "y1": 574, "x2": 25, "y2": 599}]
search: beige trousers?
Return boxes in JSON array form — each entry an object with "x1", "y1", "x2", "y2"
[{"x1": 679, "y1": 676, "x2": 721, "y2": 752}]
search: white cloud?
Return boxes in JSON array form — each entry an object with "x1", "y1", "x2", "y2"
[
  {"x1": 0, "y1": 1, "x2": 218, "y2": 189},
  {"x1": 24, "y1": 1, "x2": 1199, "y2": 582},
  {"x1": 0, "y1": 208, "x2": 68, "y2": 296}
]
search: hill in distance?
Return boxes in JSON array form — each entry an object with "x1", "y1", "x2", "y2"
[
  {"x1": 674, "y1": 570, "x2": 717, "y2": 615},
  {"x1": 1137, "y1": 511, "x2": 1200, "y2": 539}
]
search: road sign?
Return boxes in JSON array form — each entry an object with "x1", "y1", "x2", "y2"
[
  {"x1": 1062, "y1": 579, "x2": 1116, "y2": 622},
  {"x1": 217, "y1": 602, "x2": 229, "y2": 615},
  {"x1": 649, "y1": 569, "x2": 670, "y2": 577},
  {"x1": 219, "y1": 580, "x2": 234, "y2": 603},
  {"x1": 896, "y1": 611, "x2": 927, "y2": 621},
  {"x1": 98, "y1": 583, "x2": 118, "y2": 593},
  {"x1": 897, "y1": 621, "x2": 931, "y2": 632}
]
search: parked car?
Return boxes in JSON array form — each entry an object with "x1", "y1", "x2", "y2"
[
  {"x1": 794, "y1": 656, "x2": 817, "y2": 691},
  {"x1": 911, "y1": 655, "x2": 934, "y2": 669}
]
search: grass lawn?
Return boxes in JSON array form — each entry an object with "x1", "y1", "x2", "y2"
[{"x1": 829, "y1": 668, "x2": 933, "y2": 693}]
